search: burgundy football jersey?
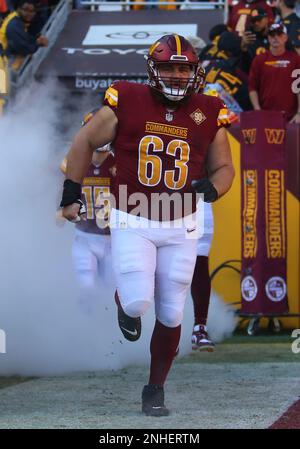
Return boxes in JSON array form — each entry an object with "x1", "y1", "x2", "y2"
[
  {"x1": 60, "y1": 154, "x2": 115, "y2": 234},
  {"x1": 103, "y1": 82, "x2": 230, "y2": 220}
]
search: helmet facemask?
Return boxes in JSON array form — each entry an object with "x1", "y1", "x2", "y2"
[{"x1": 148, "y1": 59, "x2": 204, "y2": 101}]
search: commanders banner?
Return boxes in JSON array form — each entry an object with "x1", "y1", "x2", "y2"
[{"x1": 240, "y1": 111, "x2": 288, "y2": 314}]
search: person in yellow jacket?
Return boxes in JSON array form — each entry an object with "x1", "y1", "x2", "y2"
[{"x1": 0, "y1": 0, "x2": 48, "y2": 58}]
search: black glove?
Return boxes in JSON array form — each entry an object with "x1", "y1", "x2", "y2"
[
  {"x1": 60, "y1": 179, "x2": 86, "y2": 223},
  {"x1": 60, "y1": 179, "x2": 82, "y2": 208},
  {"x1": 191, "y1": 178, "x2": 219, "y2": 203}
]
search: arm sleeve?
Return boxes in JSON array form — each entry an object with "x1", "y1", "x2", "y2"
[{"x1": 6, "y1": 19, "x2": 38, "y2": 56}]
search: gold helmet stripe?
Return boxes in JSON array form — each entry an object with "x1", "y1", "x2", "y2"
[
  {"x1": 174, "y1": 34, "x2": 182, "y2": 55},
  {"x1": 149, "y1": 41, "x2": 160, "y2": 56}
]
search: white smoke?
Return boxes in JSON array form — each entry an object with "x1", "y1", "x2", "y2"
[
  {"x1": 0, "y1": 80, "x2": 153, "y2": 376},
  {"x1": 0, "y1": 81, "x2": 236, "y2": 377},
  {"x1": 207, "y1": 292, "x2": 237, "y2": 343}
]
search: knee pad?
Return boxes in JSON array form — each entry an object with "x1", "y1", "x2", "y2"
[
  {"x1": 75, "y1": 269, "x2": 96, "y2": 290},
  {"x1": 157, "y1": 305, "x2": 183, "y2": 328},
  {"x1": 123, "y1": 299, "x2": 151, "y2": 318},
  {"x1": 168, "y1": 254, "x2": 196, "y2": 285}
]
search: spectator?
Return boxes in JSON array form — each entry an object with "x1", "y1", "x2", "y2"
[
  {"x1": 199, "y1": 23, "x2": 228, "y2": 66},
  {"x1": 228, "y1": 0, "x2": 274, "y2": 35},
  {"x1": 273, "y1": 0, "x2": 300, "y2": 54},
  {"x1": 205, "y1": 31, "x2": 252, "y2": 110},
  {"x1": 240, "y1": 8, "x2": 269, "y2": 73},
  {"x1": 249, "y1": 23, "x2": 300, "y2": 122},
  {"x1": 0, "y1": 0, "x2": 48, "y2": 59}
]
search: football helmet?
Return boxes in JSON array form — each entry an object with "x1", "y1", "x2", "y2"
[{"x1": 146, "y1": 34, "x2": 205, "y2": 101}]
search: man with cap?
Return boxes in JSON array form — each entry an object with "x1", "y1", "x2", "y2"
[
  {"x1": 228, "y1": 0, "x2": 275, "y2": 35},
  {"x1": 273, "y1": 0, "x2": 300, "y2": 54},
  {"x1": 240, "y1": 8, "x2": 269, "y2": 72},
  {"x1": 249, "y1": 22, "x2": 300, "y2": 122}
]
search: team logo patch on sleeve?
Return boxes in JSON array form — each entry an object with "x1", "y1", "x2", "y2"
[
  {"x1": 104, "y1": 86, "x2": 118, "y2": 107},
  {"x1": 217, "y1": 107, "x2": 231, "y2": 126},
  {"x1": 190, "y1": 109, "x2": 206, "y2": 125}
]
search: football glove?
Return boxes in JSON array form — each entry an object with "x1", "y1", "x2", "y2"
[
  {"x1": 191, "y1": 178, "x2": 218, "y2": 203},
  {"x1": 60, "y1": 179, "x2": 82, "y2": 207},
  {"x1": 60, "y1": 179, "x2": 86, "y2": 222}
]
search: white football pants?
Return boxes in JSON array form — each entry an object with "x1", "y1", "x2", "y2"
[
  {"x1": 197, "y1": 202, "x2": 214, "y2": 257},
  {"x1": 72, "y1": 229, "x2": 111, "y2": 289},
  {"x1": 110, "y1": 209, "x2": 199, "y2": 328}
]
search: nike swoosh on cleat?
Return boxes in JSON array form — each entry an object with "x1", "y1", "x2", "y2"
[
  {"x1": 120, "y1": 327, "x2": 138, "y2": 336},
  {"x1": 187, "y1": 227, "x2": 196, "y2": 233}
]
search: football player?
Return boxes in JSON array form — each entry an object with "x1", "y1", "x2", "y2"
[
  {"x1": 60, "y1": 34, "x2": 235, "y2": 416},
  {"x1": 61, "y1": 110, "x2": 115, "y2": 312}
]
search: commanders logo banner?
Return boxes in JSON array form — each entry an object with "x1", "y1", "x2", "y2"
[
  {"x1": 242, "y1": 170, "x2": 258, "y2": 258},
  {"x1": 265, "y1": 170, "x2": 286, "y2": 259},
  {"x1": 240, "y1": 111, "x2": 288, "y2": 314}
]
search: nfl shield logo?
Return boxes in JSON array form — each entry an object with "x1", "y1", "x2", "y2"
[{"x1": 165, "y1": 112, "x2": 173, "y2": 122}]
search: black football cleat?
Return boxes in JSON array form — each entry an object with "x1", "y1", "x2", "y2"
[
  {"x1": 115, "y1": 292, "x2": 141, "y2": 342},
  {"x1": 142, "y1": 384, "x2": 169, "y2": 417}
]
